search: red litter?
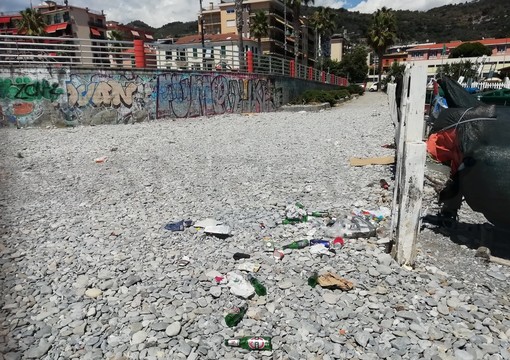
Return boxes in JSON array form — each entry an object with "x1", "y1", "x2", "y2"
[{"x1": 332, "y1": 237, "x2": 345, "y2": 248}]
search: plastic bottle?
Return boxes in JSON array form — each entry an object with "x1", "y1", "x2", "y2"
[
  {"x1": 224, "y1": 336, "x2": 272, "y2": 350},
  {"x1": 282, "y1": 239, "x2": 310, "y2": 249},
  {"x1": 224, "y1": 305, "x2": 247, "y2": 327},
  {"x1": 307, "y1": 272, "x2": 318, "y2": 288},
  {"x1": 247, "y1": 273, "x2": 267, "y2": 296}
]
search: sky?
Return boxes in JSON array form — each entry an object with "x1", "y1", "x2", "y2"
[{"x1": 1, "y1": 0, "x2": 476, "y2": 28}]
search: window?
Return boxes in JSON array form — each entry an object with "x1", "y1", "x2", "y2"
[
  {"x1": 497, "y1": 45, "x2": 506, "y2": 53},
  {"x1": 220, "y1": 46, "x2": 226, "y2": 56},
  {"x1": 178, "y1": 50, "x2": 186, "y2": 61},
  {"x1": 226, "y1": 19, "x2": 235, "y2": 27},
  {"x1": 53, "y1": 13, "x2": 62, "y2": 23},
  {"x1": 165, "y1": 50, "x2": 172, "y2": 60},
  {"x1": 193, "y1": 48, "x2": 198, "y2": 58},
  {"x1": 226, "y1": 8, "x2": 234, "y2": 13},
  {"x1": 63, "y1": 12, "x2": 70, "y2": 22}
]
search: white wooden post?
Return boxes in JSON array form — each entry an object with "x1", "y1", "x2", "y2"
[{"x1": 390, "y1": 64, "x2": 427, "y2": 266}]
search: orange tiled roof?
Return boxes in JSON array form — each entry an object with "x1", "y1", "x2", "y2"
[{"x1": 407, "y1": 38, "x2": 510, "y2": 52}]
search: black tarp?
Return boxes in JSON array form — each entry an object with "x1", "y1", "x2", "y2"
[{"x1": 432, "y1": 76, "x2": 510, "y2": 227}]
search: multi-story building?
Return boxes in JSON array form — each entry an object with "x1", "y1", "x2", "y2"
[
  {"x1": 380, "y1": 38, "x2": 510, "y2": 79},
  {"x1": 2, "y1": 1, "x2": 108, "y2": 65},
  {"x1": 156, "y1": 32, "x2": 258, "y2": 70},
  {"x1": 0, "y1": 13, "x2": 21, "y2": 35},
  {"x1": 106, "y1": 21, "x2": 155, "y2": 42},
  {"x1": 199, "y1": 0, "x2": 315, "y2": 63}
]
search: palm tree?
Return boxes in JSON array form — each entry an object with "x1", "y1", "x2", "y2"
[
  {"x1": 235, "y1": 0, "x2": 245, "y2": 70},
  {"x1": 287, "y1": 0, "x2": 315, "y2": 71},
  {"x1": 16, "y1": 8, "x2": 47, "y2": 36},
  {"x1": 309, "y1": 7, "x2": 336, "y2": 69},
  {"x1": 250, "y1": 10, "x2": 269, "y2": 66},
  {"x1": 367, "y1": 7, "x2": 397, "y2": 91}
]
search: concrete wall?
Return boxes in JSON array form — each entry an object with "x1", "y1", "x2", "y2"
[{"x1": 0, "y1": 67, "x2": 341, "y2": 127}]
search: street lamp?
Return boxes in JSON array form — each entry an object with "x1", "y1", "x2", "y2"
[{"x1": 283, "y1": 0, "x2": 287, "y2": 57}]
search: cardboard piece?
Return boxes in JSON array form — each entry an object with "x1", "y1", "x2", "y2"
[{"x1": 349, "y1": 156, "x2": 395, "y2": 167}]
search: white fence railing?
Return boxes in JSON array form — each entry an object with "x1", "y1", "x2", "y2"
[{"x1": 0, "y1": 34, "x2": 349, "y2": 86}]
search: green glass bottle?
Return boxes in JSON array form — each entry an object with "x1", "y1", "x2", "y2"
[
  {"x1": 225, "y1": 336, "x2": 272, "y2": 351},
  {"x1": 247, "y1": 274, "x2": 267, "y2": 296},
  {"x1": 308, "y1": 211, "x2": 329, "y2": 217},
  {"x1": 224, "y1": 305, "x2": 247, "y2": 327},
  {"x1": 307, "y1": 272, "x2": 318, "y2": 288},
  {"x1": 282, "y1": 239, "x2": 310, "y2": 250},
  {"x1": 282, "y1": 215, "x2": 308, "y2": 225}
]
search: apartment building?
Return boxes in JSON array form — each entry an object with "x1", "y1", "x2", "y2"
[
  {"x1": 156, "y1": 33, "x2": 258, "y2": 70},
  {"x1": 199, "y1": 0, "x2": 315, "y2": 62}
]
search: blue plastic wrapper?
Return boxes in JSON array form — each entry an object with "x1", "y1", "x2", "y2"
[{"x1": 165, "y1": 220, "x2": 184, "y2": 231}]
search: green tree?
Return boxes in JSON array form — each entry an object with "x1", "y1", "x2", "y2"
[
  {"x1": 436, "y1": 60, "x2": 476, "y2": 81},
  {"x1": 382, "y1": 61, "x2": 406, "y2": 87},
  {"x1": 449, "y1": 42, "x2": 492, "y2": 58},
  {"x1": 250, "y1": 10, "x2": 269, "y2": 65},
  {"x1": 309, "y1": 6, "x2": 336, "y2": 69},
  {"x1": 339, "y1": 45, "x2": 369, "y2": 83},
  {"x1": 16, "y1": 8, "x2": 47, "y2": 36},
  {"x1": 287, "y1": 0, "x2": 315, "y2": 69},
  {"x1": 235, "y1": 0, "x2": 245, "y2": 70},
  {"x1": 367, "y1": 7, "x2": 397, "y2": 90}
]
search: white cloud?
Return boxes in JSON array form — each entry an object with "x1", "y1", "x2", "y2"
[
  {"x1": 351, "y1": 0, "x2": 476, "y2": 13},
  {"x1": 0, "y1": 0, "x2": 478, "y2": 28},
  {"x1": 314, "y1": 0, "x2": 347, "y2": 9}
]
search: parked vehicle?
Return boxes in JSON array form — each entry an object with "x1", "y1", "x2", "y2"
[{"x1": 368, "y1": 82, "x2": 386, "y2": 92}]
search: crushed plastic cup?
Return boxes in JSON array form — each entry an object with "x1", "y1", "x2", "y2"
[
  {"x1": 227, "y1": 272, "x2": 255, "y2": 299},
  {"x1": 309, "y1": 244, "x2": 334, "y2": 256},
  {"x1": 237, "y1": 262, "x2": 261, "y2": 273},
  {"x1": 273, "y1": 250, "x2": 284, "y2": 261}
]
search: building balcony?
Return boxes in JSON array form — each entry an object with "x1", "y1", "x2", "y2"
[{"x1": 88, "y1": 20, "x2": 106, "y2": 28}]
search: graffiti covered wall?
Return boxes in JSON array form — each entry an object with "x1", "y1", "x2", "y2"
[{"x1": 0, "y1": 67, "x2": 338, "y2": 127}]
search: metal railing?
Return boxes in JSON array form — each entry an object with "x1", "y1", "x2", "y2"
[{"x1": 0, "y1": 34, "x2": 348, "y2": 86}]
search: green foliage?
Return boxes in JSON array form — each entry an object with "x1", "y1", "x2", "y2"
[
  {"x1": 449, "y1": 42, "x2": 492, "y2": 58},
  {"x1": 436, "y1": 60, "x2": 476, "y2": 80},
  {"x1": 133, "y1": 0, "x2": 508, "y2": 46},
  {"x1": 154, "y1": 21, "x2": 198, "y2": 39},
  {"x1": 293, "y1": 87, "x2": 362, "y2": 106},
  {"x1": 382, "y1": 61, "x2": 406, "y2": 86},
  {"x1": 250, "y1": 10, "x2": 269, "y2": 56},
  {"x1": 339, "y1": 45, "x2": 369, "y2": 83},
  {"x1": 309, "y1": 6, "x2": 336, "y2": 37},
  {"x1": 16, "y1": 8, "x2": 46, "y2": 36},
  {"x1": 367, "y1": 7, "x2": 397, "y2": 90}
]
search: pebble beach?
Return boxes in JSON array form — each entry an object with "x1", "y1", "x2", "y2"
[{"x1": 0, "y1": 92, "x2": 509, "y2": 360}]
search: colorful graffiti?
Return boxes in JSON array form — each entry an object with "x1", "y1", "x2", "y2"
[
  {"x1": 0, "y1": 77, "x2": 64, "y2": 102},
  {"x1": 0, "y1": 76, "x2": 65, "y2": 127},
  {"x1": 0, "y1": 69, "x2": 291, "y2": 127},
  {"x1": 64, "y1": 73, "x2": 157, "y2": 125},
  {"x1": 156, "y1": 73, "x2": 282, "y2": 118}
]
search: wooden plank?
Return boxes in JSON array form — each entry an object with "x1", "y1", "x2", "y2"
[
  {"x1": 349, "y1": 156, "x2": 395, "y2": 166},
  {"x1": 393, "y1": 142, "x2": 427, "y2": 266}
]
